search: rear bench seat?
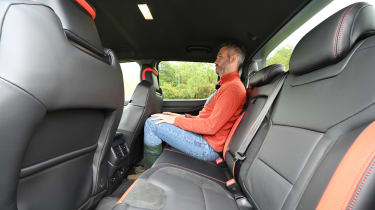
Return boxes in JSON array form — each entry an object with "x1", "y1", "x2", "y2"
[
  {"x1": 96, "y1": 62, "x2": 286, "y2": 210},
  {"x1": 99, "y1": 3, "x2": 375, "y2": 210},
  {"x1": 152, "y1": 64, "x2": 286, "y2": 184}
]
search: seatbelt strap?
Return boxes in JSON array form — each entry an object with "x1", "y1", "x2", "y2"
[{"x1": 234, "y1": 74, "x2": 287, "y2": 161}]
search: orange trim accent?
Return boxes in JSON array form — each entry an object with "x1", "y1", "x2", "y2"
[
  {"x1": 216, "y1": 157, "x2": 223, "y2": 164},
  {"x1": 142, "y1": 68, "x2": 158, "y2": 80},
  {"x1": 116, "y1": 179, "x2": 138, "y2": 205},
  {"x1": 223, "y1": 112, "x2": 245, "y2": 160},
  {"x1": 226, "y1": 178, "x2": 236, "y2": 187},
  {"x1": 232, "y1": 160, "x2": 237, "y2": 177},
  {"x1": 75, "y1": 0, "x2": 96, "y2": 19},
  {"x1": 317, "y1": 121, "x2": 375, "y2": 210}
]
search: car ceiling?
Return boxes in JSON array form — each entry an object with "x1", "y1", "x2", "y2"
[{"x1": 89, "y1": 0, "x2": 311, "y2": 62}]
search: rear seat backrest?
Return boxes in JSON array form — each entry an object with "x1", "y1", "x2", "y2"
[
  {"x1": 117, "y1": 66, "x2": 163, "y2": 166},
  {"x1": 235, "y1": 3, "x2": 375, "y2": 210},
  {"x1": 223, "y1": 64, "x2": 285, "y2": 169}
]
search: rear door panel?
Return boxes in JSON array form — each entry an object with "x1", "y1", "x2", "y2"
[{"x1": 162, "y1": 99, "x2": 206, "y2": 115}]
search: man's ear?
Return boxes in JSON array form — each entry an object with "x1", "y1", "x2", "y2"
[{"x1": 230, "y1": 54, "x2": 238, "y2": 64}]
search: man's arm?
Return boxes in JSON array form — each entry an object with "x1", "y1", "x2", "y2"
[{"x1": 174, "y1": 85, "x2": 245, "y2": 135}]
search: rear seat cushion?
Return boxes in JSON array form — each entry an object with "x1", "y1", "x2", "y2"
[
  {"x1": 153, "y1": 148, "x2": 227, "y2": 184},
  {"x1": 114, "y1": 165, "x2": 239, "y2": 210}
]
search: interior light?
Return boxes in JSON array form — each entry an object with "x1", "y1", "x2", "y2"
[{"x1": 138, "y1": 4, "x2": 153, "y2": 20}]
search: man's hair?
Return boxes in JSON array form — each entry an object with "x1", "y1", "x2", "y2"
[{"x1": 220, "y1": 41, "x2": 246, "y2": 69}]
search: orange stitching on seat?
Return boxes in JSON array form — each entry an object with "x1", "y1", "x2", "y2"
[
  {"x1": 333, "y1": 8, "x2": 348, "y2": 59},
  {"x1": 337, "y1": 4, "x2": 356, "y2": 57},
  {"x1": 316, "y1": 121, "x2": 375, "y2": 210},
  {"x1": 348, "y1": 160, "x2": 375, "y2": 210},
  {"x1": 116, "y1": 179, "x2": 138, "y2": 205}
]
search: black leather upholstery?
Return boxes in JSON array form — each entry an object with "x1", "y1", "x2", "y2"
[
  {"x1": 153, "y1": 148, "x2": 228, "y2": 184},
  {"x1": 290, "y1": 2, "x2": 375, "y2": 75},
  {"x1": 0, "y1": 1, "x2": 123, "y2": 209},
  {"x1": 117, "y1": 67, "x2": 163, "y2": 165},
  {"x1": 103, "y1": 3, "x2": 375, "y2": 210},
  {"x1": 38, "y1": 0, "x2": 105, "y2": 57},
  {"x1": 248, "y1": 64, "x2": 285, "y2": 87}
]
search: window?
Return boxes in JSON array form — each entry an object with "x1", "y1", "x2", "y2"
[
  {"x1": 266, "y1": 0, "x2": 371, "y2": 71},
  {"x1": 158, "y1": 61, "x2": 217, "y2": 99},
  {"x1": 120, "y1": 62, "x2": 141, "y2": 101}
]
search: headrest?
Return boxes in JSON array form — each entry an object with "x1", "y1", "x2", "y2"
[
  {"x1": 290, "y1": 2, "x2": 375, "y2": 75},
  {"x1": 142, "y1": 68, "x2": 159, "y2": 81},
  {"x1": 249, "y1": 64, "x2": 285, "y2": 87},
  {"x1": 38, "y1": 0, "x2": 104, "y2": 56},
  {"x1": 141, "y1": 66, "x2": 161, "y2": 93}
]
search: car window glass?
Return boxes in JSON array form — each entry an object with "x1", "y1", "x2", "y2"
[
  {"x1": 158, "y1": 61, "x2": 217, "y2": 99},
  {"x1": 120, "y1": 62, "x2": 141, "y2": 101}
]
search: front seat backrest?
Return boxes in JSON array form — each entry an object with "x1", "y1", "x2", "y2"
[
  {"x1": 117, "y1": 66, "x2": 163, "y2": 165},
  {"x1": 0, "y1": 0, "x2": 124, "y2": 209}
]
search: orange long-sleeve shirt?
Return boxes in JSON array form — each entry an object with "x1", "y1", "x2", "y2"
[{"x1": 174, "y1": 71, "x2": 246, "y2": 152}]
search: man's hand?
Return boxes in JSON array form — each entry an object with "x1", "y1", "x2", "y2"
[
  {"x1": 151, "y1": 113, "x2": 176, "y2": 125},
  {"x1": 162, "y1": 112, "x2": 182, "y2": 117}
]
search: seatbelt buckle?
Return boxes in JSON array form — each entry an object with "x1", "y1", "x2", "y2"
[
  {"x1": 226, "y1": 179, "x2": 252, "y2": 209},
  {"x1": 216, "y1": 157, "x2": 225, "y2": 167},
  {"x1": 234, "y1": 152, "x2": 246, "y2": 161},
  {"x1": 226, "y1": 178, "x2": 240, "y2": 193},
  {"x1": 226, "y1": 178, "x2": 236, "y2": 187}
]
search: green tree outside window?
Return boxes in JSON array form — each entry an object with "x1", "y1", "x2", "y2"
[
  {"x1": 159, "y1": 61, "x2": 217, "y2": 99},
  {"x1": 266, "y1": 45, "x2": 294, "y2": 71}
]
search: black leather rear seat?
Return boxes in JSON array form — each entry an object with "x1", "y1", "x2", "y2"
[
  {"x1": 151, "y1": 64, "x2": 286, "y2": 184},
  {"x1": 95, "y1": 63, "x2": 286, "y2": 210},
  {"x1": 99, "y1": 2, "x2": 375, "y2": 210}
]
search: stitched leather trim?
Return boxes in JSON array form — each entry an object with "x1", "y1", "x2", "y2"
[
  {"x1": 116, "y1": 179, "x2": 138, "y2": 205},
  {"x1": 316, "y1": 121, "x2": 375, "y2": 210},
  {"x1": 348, "y1": 159, "x2": 375, "y2": 209},
  {"x1": 333, "y1": 8, "x2": 348, "y2": 59},
  {"x1": 337, "y1": 4, "x2": 356, "y2": 57},
  {"x1": 333, "y1": 5, "x2": 356, "y2": 59}
]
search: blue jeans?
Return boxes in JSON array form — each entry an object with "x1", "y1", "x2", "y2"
[{"x1": 144, "y1": 117, "x2": 219, "y2": 161}]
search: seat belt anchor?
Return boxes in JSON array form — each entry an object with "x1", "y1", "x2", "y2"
[{"x1": 234, "y1": 152, "x2": 246, "y2": 161}]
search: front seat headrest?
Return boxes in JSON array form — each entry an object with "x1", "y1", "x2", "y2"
[
  {"x1": 38, "y1": 0, "x2": 104, "y2": 56},
  {"x1": 249, "y1": 64, "x2": 285, "y2": 87},
  {"x1": 141, "y1": 66, "x2": 162, "y2": 93},
  {"x1": 290, "y1": 2, "x2": 375, "y2": 75}
]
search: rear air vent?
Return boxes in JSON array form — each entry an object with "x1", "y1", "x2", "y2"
[{"x1": 112, "y1": 145, "x2": 123, "y2": 159}]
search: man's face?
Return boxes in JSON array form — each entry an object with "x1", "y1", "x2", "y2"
[{"x1": 214, "y1": 47, "x2": 231, "y2": 76}]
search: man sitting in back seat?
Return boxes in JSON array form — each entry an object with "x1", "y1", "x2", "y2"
[{"x1": 143, "y1": 41, "x2": 247, "y2": 168}]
